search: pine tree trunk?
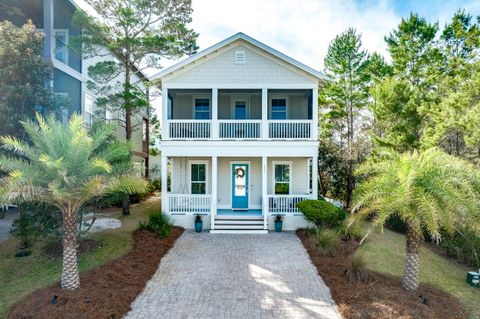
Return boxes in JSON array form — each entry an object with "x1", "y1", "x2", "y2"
[
  {"x1": 403, "y1": 222, "x2": 421, "y2": 291},
  {"x1": 61, "y1": 210, "x2": 80, "y2": 290},
  {"x1": 122, "y1": 195, "x2": 130, "y2": 216}
]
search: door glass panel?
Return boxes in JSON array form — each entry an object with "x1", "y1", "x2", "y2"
[
  {"x1": 234, "y1": 165, "x2": 247, "y2": 196},
  {"x1": 235, "y1": 101, "x2": 247, "y2": 119}
]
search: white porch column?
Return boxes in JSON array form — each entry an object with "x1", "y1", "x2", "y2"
[
  {"x1": 161, "y1": 88, "x2": 169, "y2": 140},
  {"x1": 43, "y1": 0, "x2": 54, "y2": 61},
  {"x1": 262, "y1": 156, "x2": 268, "y2": 229},
  {"x1": 161, "y1": 155, "x2": 169, "y2": 213},
  {"x1": 312, "y1": 154, "x2": 318, "y2": 199},
  {"x1": 212, "y1": 88, "x2": 218, "y2": 139},
  {"x1": 312, "y1": 88, "x2": 319, "y2": 140},
  {"x1": 211, "y1": 156, "x2": 218, "y2": 230},
  {"x1": 262, "y1": 88, "x2": 268, "y2": 139}
]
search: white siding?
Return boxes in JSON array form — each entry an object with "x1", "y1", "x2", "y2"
[
  {"x1": 171, "y1": 156, "x2": 310, "y2": 207},
  {"x1": 164, "y1": 43, "x2": 317, "y2": 87}
]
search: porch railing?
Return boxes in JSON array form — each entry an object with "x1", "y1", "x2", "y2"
[
  {"x1": 168, "y1": 194, "x2": 212, "y2": 214},
  {"x1": 267, "y1": 194, "x2": 315, "y2": 214},
  {"x1": 268, "y1": 120, "x2": 312, "y2": 139},
  {"x1": 219, "y1": 120, "x2": 261, "y2": 139},
  {"x1": 168, "y1": 120, "x2": 211, "y2": 139}
]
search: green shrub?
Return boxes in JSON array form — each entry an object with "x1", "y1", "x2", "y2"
[
  {"x1": 344, "y1": 253, "x2": 369, "y2": 282},
  {"x1": 296, "y1": 200, "x2": 346, "y2": 229},
  {"x1": 10, "y1": 202, "x2": 62, "y2": 247},
  {"x1": 139, "y1": 211, "x2": 172, "y2": 238},
  {"x1": 151, "y1": 179, "x2": 161, "y2": 191},
  {"x1": 385, "y1": 214, "x2": 407, "y2": 234},
  {"x1": 312, "y1": 228, "x2": 341, "y2": 257},
  {"x1": 441, "y1": 228, "x2": 480, "y2": 268}
]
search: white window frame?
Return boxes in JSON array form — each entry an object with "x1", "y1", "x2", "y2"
[
  {"x1": 84, "y1": 93, "x2": 95, "y2": 126},
  {"x1": 272, "y1": 161, "x2": 292, "y2": 195},
  {"x1": 192, "y1": 97, "x2": 211, "y2": 120},
  {"x1": 188, "y1": 160, "x2": 209, "y2": 195},
  {"x1": 307, "y1": 158, "x2": 312, "y2": 194},
  {"x1": 270, "y1": 97, "x2": 288, "y2": 120},
  {"x1": 105, "y1": 108, "x2": 114, "y2": 122},
  {"x1": 54, "y1": 29, "x2": 69, "y2": 65}
]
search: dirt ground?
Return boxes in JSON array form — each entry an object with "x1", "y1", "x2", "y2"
[
  {"x1": 7, "y1": 227, "x2": 184, "y2": 319},
  {"x1": 297, "y1": 229, "x2": 469, "y2": 319}
]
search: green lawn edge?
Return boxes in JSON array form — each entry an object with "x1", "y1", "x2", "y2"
[
  {"x1": 0, "y1": 196, "x2": 161, "y2": 318},
  {"x1": 358, "y1": 227, "x2": 480, "y2": 319}
]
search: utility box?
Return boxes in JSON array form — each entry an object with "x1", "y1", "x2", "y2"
[{"x1": 466, "y1": 272, "x2": 480, "y2": 288}]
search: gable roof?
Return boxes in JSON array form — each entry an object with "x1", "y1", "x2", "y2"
[{"x1": 150, "y1": 32, "x2": 328, "y2": 83}]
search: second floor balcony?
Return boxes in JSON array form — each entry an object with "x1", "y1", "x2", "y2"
[{"x1": 163, "y1": 89, "x2": 317, "y2": 141}]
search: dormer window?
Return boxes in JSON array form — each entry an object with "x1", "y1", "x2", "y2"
[{"x1": 234, "y1": 51, "x2": 245, "y2": 64}]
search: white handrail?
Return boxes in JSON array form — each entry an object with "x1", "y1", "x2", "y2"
[
  {"x1": 168, "y1": 120, "x2": 211, "y2": 139},
  {"x1": 267, "y1": 194, "x2": 314, "y2": 214},
  {"x1": 219, "y1": 120, "x2": 262, "y2": 139},
  {"x1": 168, "y1": 194, "x2": 212, "y2": 214},
  {"x1": 268, "y1": 120, "x2": 312, "y2": 139}
]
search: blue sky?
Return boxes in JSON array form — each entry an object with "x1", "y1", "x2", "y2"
[
  {"x1": 185, "y1": 0, "x2": 480, "y2": 71},
  {"x1": 76, "y1": 0, "x2": 480, "y2": 72}
]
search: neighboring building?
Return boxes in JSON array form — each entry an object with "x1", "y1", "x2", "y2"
[
  {"x1": 0, "y1": 0, "x2": 150, "y2": 176},
  {"x1": 152, "y1": 32, "x2": 326, "y2": 233}
]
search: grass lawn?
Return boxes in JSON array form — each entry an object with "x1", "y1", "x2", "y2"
[
  {"x1": 0, "y1": 195, "x2": 161, "y2": 318},
  {"x1": 359, "y1": 228, "x2": 480, "y2": 319}
]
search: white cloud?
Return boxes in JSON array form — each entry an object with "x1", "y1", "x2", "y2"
[{"x1": 188, "y1": 0, "x2": 401, "y2": 71}]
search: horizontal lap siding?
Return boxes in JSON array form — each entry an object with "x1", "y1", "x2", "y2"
[
  {"x1": 267, "y1": 158, "x2": 308, "y2": 194},
  {"x1": 164, "y1": 43, "x2": 317, "y2": 87}
]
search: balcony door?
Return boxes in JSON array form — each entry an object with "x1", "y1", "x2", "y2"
[
  {"x1": 231, "y1": 162, "x2": 249, "y2": 210},
  {"x1": 234, "y1": 100, "x2": 247, "y2": 119}
]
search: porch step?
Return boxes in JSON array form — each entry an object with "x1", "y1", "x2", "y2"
[
  {"x1": 215, "y1": 219, "x2": 263, "y2": 225},
  {"x1": 210, "y1": 229, "x2": 268, "y2": 234},
  {"x1": 211, "y1": 216, "x2": 267, "y2": 234}
]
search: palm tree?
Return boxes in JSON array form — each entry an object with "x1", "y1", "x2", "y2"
[
  {"x1": 0, "y1": 114, "x2": 147, "y2": 290},
  {"x1": 350, "y1": 148, "x2": 480, "y2": 291}
]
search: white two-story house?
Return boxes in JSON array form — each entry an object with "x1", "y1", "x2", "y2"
[{"x1": 153, "y1": 33, "x2": 326, "y2": 233}]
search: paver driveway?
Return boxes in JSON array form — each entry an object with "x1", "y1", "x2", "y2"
[{"x1": 126, "y1": 232, "x2": 342, "y2": 319}]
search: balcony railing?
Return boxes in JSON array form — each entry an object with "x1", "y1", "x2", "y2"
[
  {"x1": 267, "y1": 194, "x2": 315, "y2": 214},
  {"x1": 165, "y1": 119, "x2": 314, "y2": 140},
  {"x1": 268, "y1": 120, "x2": 312, "y2": 139},
  {"x1": 219, "y1": 120, "x2": 261, "y2": 139},
  {"x1": 168, "y1": 194, "x2": 212, "y2": 214},
  {"x1": 169, "y1": 120, "x2": 211, "y2": 139}
]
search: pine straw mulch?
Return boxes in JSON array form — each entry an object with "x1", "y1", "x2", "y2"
[
  {"x1": 297, "y1": 229, "x2": 469, "y2": 319},
  {"x1": 7, "y1": 227, "x2": 184, "y2": 319}
]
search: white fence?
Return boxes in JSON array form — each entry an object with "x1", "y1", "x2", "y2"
[
  {"x1": 168, "y1": 120, "x2": 211, "y2": 139},
  {"x1": 168, "y1": 194, "x2": 212, "y2": 214},
  {"x1": 268, "y1": 120, "x2": 312, "y2": 139},
  {"x1": 267, "y1": 195, "x2": 314, "y2": 214},
  {"x1": 219, "y1": 120, "x2": 261, "y2": 139}
]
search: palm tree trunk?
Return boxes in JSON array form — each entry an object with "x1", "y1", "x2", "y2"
[
  {"x1": 61, "y1": 210, "x2": 80, "y2": 290},
  {"x1": 403, "y1": 222, "x2": 421, "y2": 291}
]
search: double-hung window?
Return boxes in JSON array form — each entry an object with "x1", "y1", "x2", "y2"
[
  {"x1": 190, "y1": 162, "x2": 207, "y2": 194},
  {"x1": 194, "y1": 99, "x2": 210, "y2": 120},
  {"x1": 274, "y1": 162, "x2": 291, "y2": 194},
  {"x1": 271, "y1": 98, "x2": 287, "y2": 120}
]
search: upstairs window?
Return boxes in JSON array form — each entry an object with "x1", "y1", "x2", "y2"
[
  {"x1": 194, "y1": 99, "x2": 210, "y2": 120},
  {"x1": 271, "y1": 99, "x2": 287, "y2": 120},
  {"x1": 190, "y1": 162, "x2": 207, "y2": 194},
  {"x1": 54, "y1": 30, "x2": 69, "y2": 64},
  {"x1": 274, "y1": 162, "x2": 291, "y2": 194},
  {"x1": 84, "y1": 93, "x2": 95, "y2": 126}
]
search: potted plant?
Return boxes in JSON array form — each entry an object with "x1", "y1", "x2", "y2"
[
  {"x1": 274, "y1": 215, "x2": 283, "y2": 232},
  {"x1": 194, "y1": 214, "x2": 203, "y2": 233}
]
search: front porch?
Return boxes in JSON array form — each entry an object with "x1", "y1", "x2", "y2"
[{"x1": 161, "y1": 156, "x2": 318, "y2": 232}]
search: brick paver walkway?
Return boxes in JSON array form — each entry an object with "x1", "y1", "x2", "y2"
[{"x1": 126, "y1": 232, "x2": 342, "y2": 319}]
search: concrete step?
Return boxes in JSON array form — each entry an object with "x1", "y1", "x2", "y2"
[
  {"x1": 213, "y1": 224, "x2": 264, "y2": 230},
  {"x1": 215, "y1": 220, "x2": 263, "y2": 225},
  {"x1": 210, "y1": 229, "x2": 268, "y2": 234},
  {"x1": 215, "y1": 215, "x2": 263, "y2": 220}
]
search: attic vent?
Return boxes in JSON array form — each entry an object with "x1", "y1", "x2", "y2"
[{"x1": 234, "y1": 51, "x2": 245, "y2": 64}]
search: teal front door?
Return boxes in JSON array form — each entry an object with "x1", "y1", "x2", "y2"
[{"x1": 232, "y1": 163, "x2": 249, "y2": 210}]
